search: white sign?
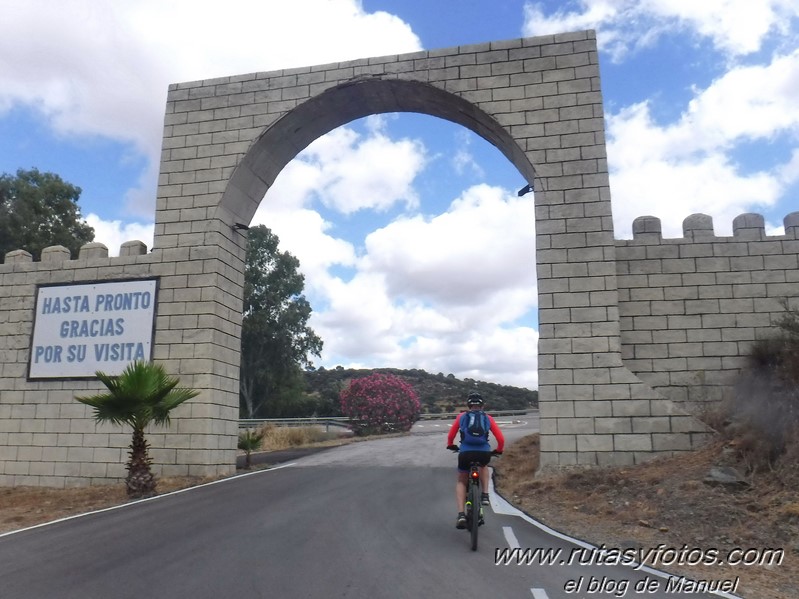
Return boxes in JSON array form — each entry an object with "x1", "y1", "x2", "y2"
[{"x1": 29, "y1": 279, "x2": 158, "y2": 379}]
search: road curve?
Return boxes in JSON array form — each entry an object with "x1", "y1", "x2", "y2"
[{"x1": 0, "y1": 416, "x2": 732, "y2": 599}]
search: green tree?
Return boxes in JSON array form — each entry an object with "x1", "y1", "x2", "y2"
[
  {"x1": 240, "y1": 225, "x2": 323, "y2": 418},
  {"x1": 0, "y1": 168, "x2": 94, "y2": 261},
  {"x1": 76, "y1": 361, "x2": 199, "y2": 498}
]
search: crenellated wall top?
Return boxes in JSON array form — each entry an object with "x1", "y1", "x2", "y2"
[
  {"x1": 624, "y1": 212, "x2": 799, "y2": 243},
  {"x1": 1, "y1": 240, "x2": 149, "y2": 268}
]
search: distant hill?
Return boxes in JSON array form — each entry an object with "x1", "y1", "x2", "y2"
[{"x1": 303, "y1": 366, "x2": 537, "y2": 415}]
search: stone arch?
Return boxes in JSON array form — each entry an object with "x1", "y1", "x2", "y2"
[
  {"x1": 217, "y1": 77, "x2": 537, "y2": 233},
  {"x1": 150, "y1": 28, "x2": 708, "y2": 476},
  {"x1": 1, "y1": 29, "x2": 717, "y2": 487}
]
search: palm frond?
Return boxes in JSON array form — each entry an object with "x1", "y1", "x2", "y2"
[{"x1": 75, "y1": 360, "x2": 199, "y2": 429}]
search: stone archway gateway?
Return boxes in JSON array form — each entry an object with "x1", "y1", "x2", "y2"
[
  {"x1": 153, "y1": 27, "x2": 710, "y2": 473},
  {"x1": 13, "y1": 28, "x2": 789, "y2": 486}
]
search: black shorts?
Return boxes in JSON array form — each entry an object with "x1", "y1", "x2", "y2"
[{"x1": 458, "y1": 450, "x2": 492, "y2": 473}]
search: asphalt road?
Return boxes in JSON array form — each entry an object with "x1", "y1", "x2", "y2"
[{"x1": 0, "y1": 414, "x2": 736, "y2": 599}]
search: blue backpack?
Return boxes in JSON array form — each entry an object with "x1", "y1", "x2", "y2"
[{"x1": 459, "y1": 410, "x2": 490, "y2": 446}]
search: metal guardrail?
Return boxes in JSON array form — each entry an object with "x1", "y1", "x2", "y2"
[
  {"x1": 238, "y1": 409, "x2": 533, "y2": 433},
  {"x1": 239, "y1": 416, "x2": 351, "y2": 434},
  {"x1": 419, "y1": 409, "x2": 530, "y2": 420}
]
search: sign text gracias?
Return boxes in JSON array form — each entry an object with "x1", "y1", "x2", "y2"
[{"x1": 29, "y1": 279, "x2": 157, "y2": 378}]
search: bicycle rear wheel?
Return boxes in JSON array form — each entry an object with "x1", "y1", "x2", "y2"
[{"x1": 469, "y1": 480, "x2": 480, "y2": 551}]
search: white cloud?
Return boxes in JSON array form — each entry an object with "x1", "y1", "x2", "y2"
[
  {"x1": 644, "y1": 0, "x2": 798, "y2": 55},
  {"x1": 251, "y1": 206, "x2": 357, "y2": 295},
  {"x1": 608, "y1": 49, "x2": 799, "y2": 237},
  {"x1": 0, "y1": 0, "x2": 422, "y2": 214},
  {"x1": 253, "y1": 119, "x2": 430, "y2": 285},
  {"x1": 683, "y1": 50, "x2": 799, "y2": 143},
  {"x1": 451, "y1": 130, "x2": 485, "y2": 178},
  {"x1": 362, "y1": 184, "x2": 537, "y2": 305},
  {"x1": 123, "y1": 159, "x2": 161, "y2": 219},
  {"x1": 523, "y1": 1, "x2": 664, "y2": 61},
  {"x1": 296, "y1": 127, "x2": 427, "y2": 215},
  {"x1": 85, "y1": 214, "x2": 154, "y2": 256},
  {"x1": 523, "y1": 0, "x2": 799, "y2": 60},
  {"x1": 381, "y1": 326, "x2": 539, "y2": 389},
  {"x1": 312, "y1": 291, "x2": 539, "y2": 389}
]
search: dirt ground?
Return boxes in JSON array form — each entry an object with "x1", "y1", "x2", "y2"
[
  {"x1": 493, "y1": 434, "x2": 798, "y2": 599},
  {"x1": 1, "y1": 434, "x2": 796, "y2": 598}
]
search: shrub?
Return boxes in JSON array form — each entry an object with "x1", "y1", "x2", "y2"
[
  {"x1": 238, "y1": 428, "x2": 264, "y2": 469},
  {"x1": 339, "y1": 373, "x2": 421, "y2": 436},
  {"x1": 727, "y1": 299, "x2": 799, "y2": 473}
]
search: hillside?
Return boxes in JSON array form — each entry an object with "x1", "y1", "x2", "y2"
[{"x1": 303, "y1": 366, "x2": 537, "y2": 414}]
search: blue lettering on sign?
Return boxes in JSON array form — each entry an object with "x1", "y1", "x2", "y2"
[
  {"x1": 34, "y1": 345, "x2": 63, "y2": 363},
  {"x1": 94, "y1": 342, "x2": 146, "y2": 362},
  {"x1": 59, "y1": 318, "x2": 125, "y2": 338},
  {"x1": 94, "y1": 292, "x2": 152, "y2": 312},
  {"x1": 41, "y1": 295, "x2": 90, "y2": 314},
  {"x1": 67, "y1": 344, "x2": 87, "y2": 362}
]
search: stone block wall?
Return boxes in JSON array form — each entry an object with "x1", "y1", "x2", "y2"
[
  {"x1": 616, "y1": 211, "x2": 799, "y2": 408},
  {"x1": 0, "y1": 242, "x2": 239, "y2": 487}
]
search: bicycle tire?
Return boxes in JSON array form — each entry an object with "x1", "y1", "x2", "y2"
[{"x1": 469, "y1": 477, "x2": 480, "y2": 551}]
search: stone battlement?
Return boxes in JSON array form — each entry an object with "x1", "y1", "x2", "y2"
[
  {"x1": 614, "y1": 210, "x2": 799, "y2": 411},
  {"x1": 621, "y1": 212, "x2": 799, "y2": 243},
  {"x1": 2, "y1": 240, "x2": 149, "y2": 267}
]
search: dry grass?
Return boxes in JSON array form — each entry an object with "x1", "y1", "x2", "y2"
[
  {"x1": 494, "y1": 433, "x2": 798, "y2": 599},
  {"x1": 254, "y1": 424, "x2": 345, "y2": 451}
]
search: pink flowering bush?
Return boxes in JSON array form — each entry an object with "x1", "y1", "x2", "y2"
[{"x1": 339, "y1": 373, "x2": 421, "y2": 435}]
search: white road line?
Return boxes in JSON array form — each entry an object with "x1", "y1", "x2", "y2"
[
  {"x1": 503, "y1": 526, "x2": 521, "y2": 549},
  {"x1": 505, "y1": 526, "x2": 549, "y2": 599}
]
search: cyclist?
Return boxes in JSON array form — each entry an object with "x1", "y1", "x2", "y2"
[{"x1": 446, "y1": 391, "x2": 505, "y2": 529}]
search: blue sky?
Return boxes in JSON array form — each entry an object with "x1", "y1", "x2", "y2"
[{"x1": 2, "y1": 0, "x2": 798, "y2": 390}]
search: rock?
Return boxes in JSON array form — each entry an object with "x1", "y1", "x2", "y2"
[{"x1": 704, "y1": 466, "x2": 750, "y2": 488}]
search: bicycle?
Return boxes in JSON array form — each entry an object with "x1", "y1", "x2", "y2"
[{"x1": 448, "y1": 446, "x2": 500, "y2": 551}]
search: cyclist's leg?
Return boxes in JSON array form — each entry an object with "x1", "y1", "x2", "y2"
[
  {"x1": 456, "y1": 471, "x2": 468, "y2": 513},
  {"x1": 479, "y1": 452, "x2": 492, "y2": 505},
  {"x1": 480, "y1": 461, "x2": 490, "y2": 494},
  {"x1": 457, "y1": 451, "x2": 479, "y2": 512}
]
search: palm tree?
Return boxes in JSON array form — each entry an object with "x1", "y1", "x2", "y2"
[
  {"x1": 238, "y1": 428, "x2": 265, "y2": 469},
  {"x1": 76, "y1": 360, "x2": 199, "y2": 498}
]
